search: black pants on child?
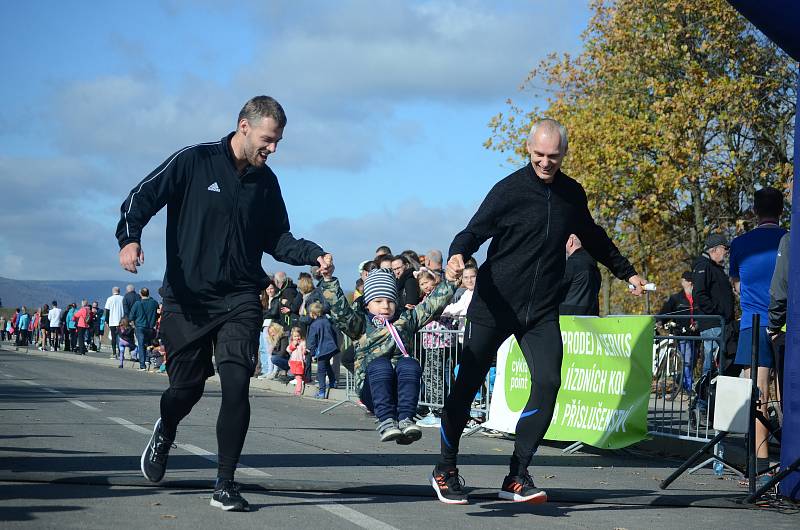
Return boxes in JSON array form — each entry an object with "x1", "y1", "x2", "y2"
[
  {"x1": 360, "y1": 356, "x2": 422, "y2": 422},
  {"x1": 439, "y1": 319, "x2": 563, "y2": 477}
]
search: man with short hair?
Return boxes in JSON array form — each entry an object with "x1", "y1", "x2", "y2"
[
  {"x1": 129, "y1": 288, "x2": 160, "y2": 371},
  {"x1": 559, "y1": 234, "x2": 602, "y2": 316},
  {"x1": 273, "y1": 271, "x2": 301, "y2": 329},
  {"x1": 426, "y1": 250, "x2": 444, "y2": 279},
  {"x1": 433, "y1": 119, "x2": 646, "y2": 505},
  {"x1": 392, "y1": 255, "x2": 420, "y2": 310},
  {"x1": 117, "y1": 95, "x2": 331, "y2": 512},
  {"x1": 48, "y1": 301, "x2": 62, "y2": 351},
  {"x1": 729, "y1": 186, "x2": 787, "y2": 462},
  {"x1": 105, "y1": 287, "x2": 125, "y2": 360},
  {"x1": 692, "y1": 233, "x2": 735, "y2": 396},
  {"x1": 123, "y1": 284, "x2": 140, "y2": 319}
]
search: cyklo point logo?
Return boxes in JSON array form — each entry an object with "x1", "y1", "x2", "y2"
[{"x1": 504, "y1": 344, "x2": 531, "y2": 412}]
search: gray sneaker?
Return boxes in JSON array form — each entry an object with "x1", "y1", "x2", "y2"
[
  {"x1": 377, "y1": 418, "x2": 402, "y2": 442},
  {"x1": 397, "y1": 417, "x2": 422, "y2": 444}
]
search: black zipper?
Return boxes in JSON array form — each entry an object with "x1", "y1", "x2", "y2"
[{"x1": 524, "y1": 187, "x2": 551, "y2": 327}]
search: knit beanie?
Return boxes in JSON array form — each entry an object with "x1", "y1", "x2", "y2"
[{"x1": 363, "y1": 268, "x2": 398, "y2": 305}]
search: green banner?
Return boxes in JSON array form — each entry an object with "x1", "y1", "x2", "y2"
[
  {"x1": 490, "y1": 316, "x2": 654, "y2": 449},
  {"x1": 548, "y1": 315, "x2": 654, "y2": 448}
]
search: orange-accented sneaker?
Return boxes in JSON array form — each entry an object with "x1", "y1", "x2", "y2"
[
  {"x1": 499, "y1": 472, "x2": 547, "y2": 503},
  {"x1": 430, "y1": 466, "x2": 468, "y2": 504}
]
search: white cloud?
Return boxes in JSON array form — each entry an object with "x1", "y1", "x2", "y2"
[
  {"x1": 46, "y1": 1, "x2": 584, "y2": 172},
  {"x1": 1, "y1": 0, "x2": 586, "y2": 280}
]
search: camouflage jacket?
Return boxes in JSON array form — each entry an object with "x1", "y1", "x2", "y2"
[{"x1": 319, "y1": 277, "x2": 458, "y2": 395}]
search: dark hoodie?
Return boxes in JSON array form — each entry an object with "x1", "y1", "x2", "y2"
[
  {"x1": 691, "y1": 252, "x2": 735, "y2": 331},
  {"x1": 396, "y1": 268, "x2": 421, "y2": 309}
]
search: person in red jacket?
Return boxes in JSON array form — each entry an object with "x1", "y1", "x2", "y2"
[{"x1": 72, "y1": 300, "x2": 92, "y2": 355}]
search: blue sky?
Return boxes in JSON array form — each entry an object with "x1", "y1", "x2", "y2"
[{"x1": 0, "y1": 0, "x2": 591, "y2": 287}]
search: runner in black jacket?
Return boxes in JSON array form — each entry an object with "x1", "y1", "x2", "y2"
[
  {"x1": 430, "y1": 119, "x2": 645, "y2": 505},
  {"x1": 118, "y1": 96, "x2": 332, "y2": 512}
]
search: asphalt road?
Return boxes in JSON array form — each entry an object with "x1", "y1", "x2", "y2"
[{"x1": 0, "y1": 347, "x2": 797, "y2": 529}]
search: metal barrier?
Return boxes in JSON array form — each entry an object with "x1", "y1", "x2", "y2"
[
  {"x1": 321, "y1": 334, "x2": 358, "y2": 414},
  {"x1": 323, "y1": 317, "x2": 492, "y2": 425},
  {"x1": 412, "y1": 318, "x2": 492, "y2": 425},
  {"x1": 648, "y1": 314, "x2": 726, "y2": 442}
]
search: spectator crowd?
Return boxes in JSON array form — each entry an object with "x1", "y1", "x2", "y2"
[
  {"x1": 0, "y1": 182, "x2": 793, "y2": 444},
  {"x1": 0, "y1": 284, "x2": 166, "y2": 373}
]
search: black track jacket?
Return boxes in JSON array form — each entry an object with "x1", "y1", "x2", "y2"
[
  {"x1": 116, "y1": 133, "x2": 325, "y2": 314},
  {"x1": 449, "y1": 164, "x2": 636, "y2": 329}
]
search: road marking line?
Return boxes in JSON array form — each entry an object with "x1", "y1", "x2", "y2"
[
  {"x1": 69, "y1": 399, "x2": 100, "y2": 411},
  {"x1": 108, "y1": 417, "x2": 152, "y2": 435},
  {"x1": 20, "y1": 379, "x2": 40, "y2": 386},
  {"x1": 316, "y1": 502, "x2": 399, "y2": 530},
  {"x1": 108, "y1": 417, "x2": 271, "y2": 477},
  {"x1": 179, "y1": 443, "x2": 215, "y2": 456},
  {"x1": 42, "y1": 387, "x2": 63, "y2": 394},
  {"x1": 237, "y1": 465, "x2": 272, "y2": 478},
  {"x1": 0, "y1": 371, "x2": 12, "y2": 377}
]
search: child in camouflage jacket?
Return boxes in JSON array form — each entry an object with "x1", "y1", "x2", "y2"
[{"x1": 320, "y1": 265, "x2": 460, "y2": 444}]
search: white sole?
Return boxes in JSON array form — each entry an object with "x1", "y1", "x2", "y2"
[
  {"x1": 380, "y1": 430, "x2": 403, "y2": 442},
  {"x1": 210, "y1": 499, "x2": 249, "y2": 511},
  {"x1": 140, "y1": 418, "x2": 162, "y2": 483},
  {"x1": 429, "y1": 475, "x2": 468, "y2": 505},
  {"x1": 498, "y1": 490, "x2": 547, "y2": 503},
  {"x1": 401, "y1": 428, "x2": 422, "y2": 442}
]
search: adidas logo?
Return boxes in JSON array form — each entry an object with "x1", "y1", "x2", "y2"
[{"x1": 207, "y1": 182, "x2": 221, "y2": 192}]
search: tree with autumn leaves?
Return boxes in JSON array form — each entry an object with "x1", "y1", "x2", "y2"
[{"x1": 487, "y1": 0, "x2": 796, "y2": 314}]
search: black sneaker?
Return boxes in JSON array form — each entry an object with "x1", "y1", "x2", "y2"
[
  {"x1": 210, "y1": 479, "x2": 250, "y2": 511},
  {"x1": 430, "y1": 466, "x2": 468, "y2": 504},
  {"x1": 140, "y1": 418, "x2": 173, "y2": 483},
  {"x1": 498, "y1": 472, "x2": 547, "y2": 503}
]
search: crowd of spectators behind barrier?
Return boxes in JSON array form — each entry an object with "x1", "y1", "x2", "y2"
[
  {"x1": 252, "y1": 246, "x2": 479, "y2": 397},
  {"x1": 0, "y1": 191, "x2": 793, "y2": 426}
]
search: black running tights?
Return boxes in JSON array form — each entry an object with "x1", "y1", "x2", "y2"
[
  {"x1": 439, "y1": 319, "x2": 563, "y2": 477},
  {"x1": 160, "y1": 362, "x2": 251, "y2": 480}
]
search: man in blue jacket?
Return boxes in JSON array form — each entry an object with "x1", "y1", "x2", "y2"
[
  {"x1": 117, "y1": 95, "x2": 332, "y2": 512},
  {"x1": 128, "y1": 287, "x2": 160, "y2": 370}
]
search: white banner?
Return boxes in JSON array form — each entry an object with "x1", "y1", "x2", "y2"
[{"x1": 482, "y1": 335, "x2": 522, "y2": 433}]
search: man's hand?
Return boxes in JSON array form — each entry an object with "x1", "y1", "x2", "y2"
[
  {"x1": 445, "y1": 254, "x2": 464, "y2": 283},
  {"x1": 445, "y1": 254, "x2": 465, "y2": 283},
  {"x1": 318, "y1": 253, "x2": 334, "y2": 279},
  {"x1": 120, "y1": 242, "x2": 144, "y2": 274},
  {"x1": 627, "y1": 275, "x2": 647, "y2": 296},
  {"x1": 280, "y1": 307, "x2": 290, "y2": 314}
]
